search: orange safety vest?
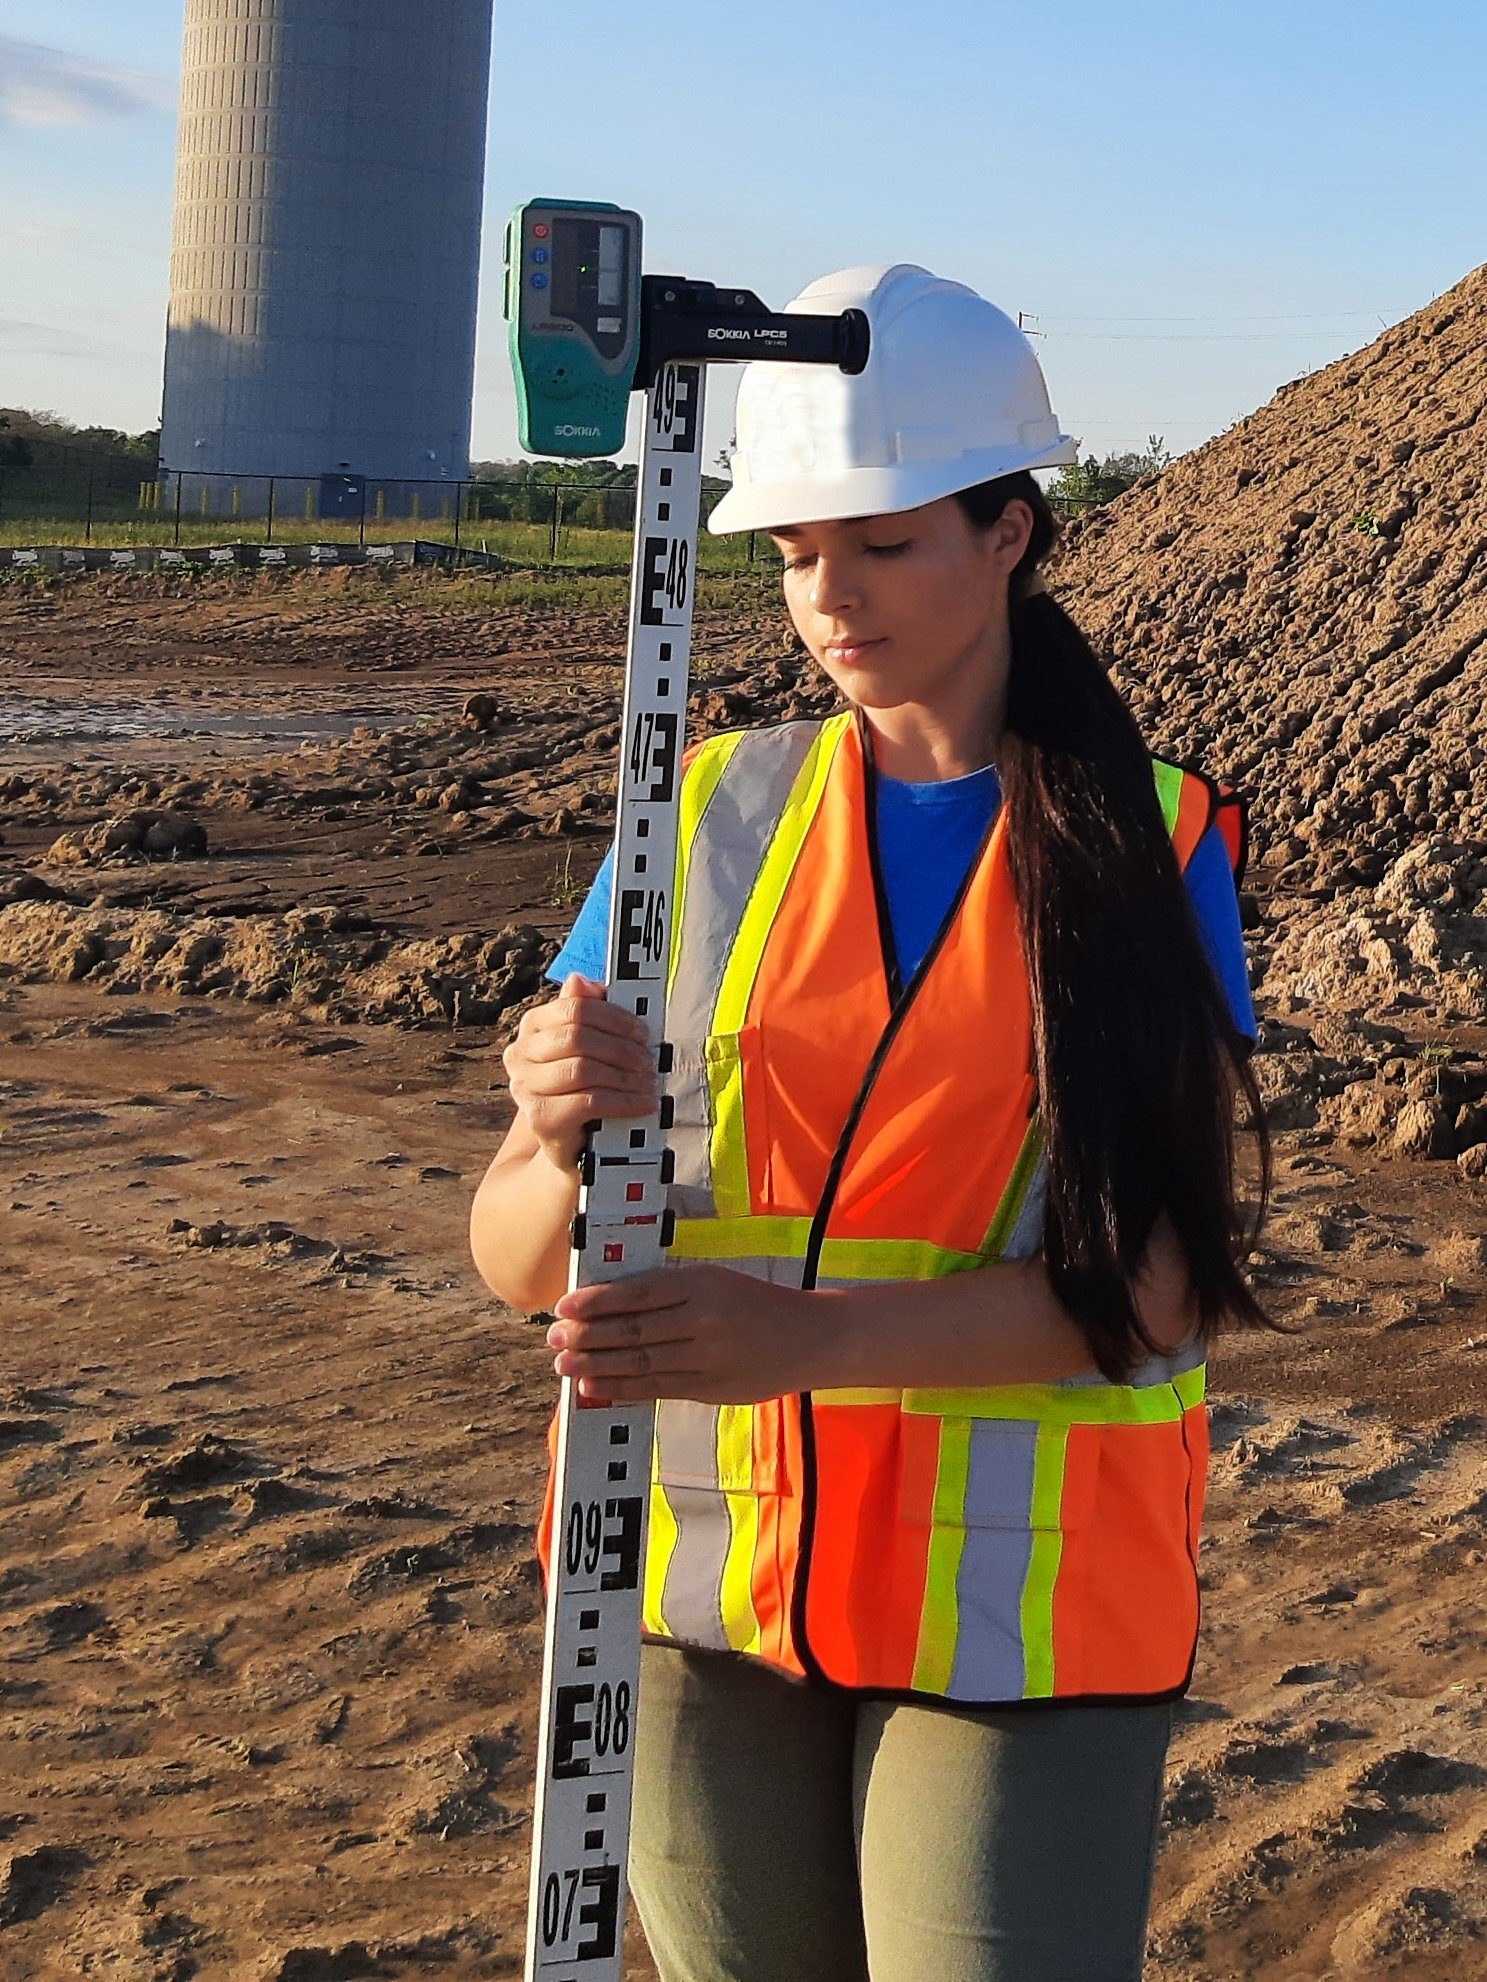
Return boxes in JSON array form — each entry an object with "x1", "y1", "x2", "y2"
[{"x1": 545, "y1": 711, "x2": 1240, "y2": 1705}]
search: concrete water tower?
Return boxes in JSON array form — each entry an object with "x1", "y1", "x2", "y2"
[{"x1": 160, "y1": 0, "x2": 493, "y2": 518}]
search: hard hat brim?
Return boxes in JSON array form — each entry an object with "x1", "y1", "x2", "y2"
[{"x1": 706, "y1": 436, "x2": 1080, "y2": 536}]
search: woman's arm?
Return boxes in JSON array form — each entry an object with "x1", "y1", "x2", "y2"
[
  {"x1": 469, "y1": 976, "x2": 659, "y2": 1312},
  {"x1": 545, "y1": 1220, "x2": 1199, "y2": 1405},
  {"x1": 470, "y1": 1111, "x2": 584, "y2": 1312}
]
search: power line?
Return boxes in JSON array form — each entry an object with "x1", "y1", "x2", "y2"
[
  {"x1": 1024, "y1": 309, "x2": 1380, "y2": 325},
  {"x1": 1036, "y1": 329, "x2": 1370, "y2": 344}
]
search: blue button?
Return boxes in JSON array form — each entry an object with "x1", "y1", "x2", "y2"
[
  {"x1": 532, "y1": 247, "x2": 550, "y2": 265},
  {"x1": 530, "y1": 272, "x2": 549, "y2": 289}
]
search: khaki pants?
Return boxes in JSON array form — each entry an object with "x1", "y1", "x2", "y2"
[{"x1": 630, "y1": 1645, "x2": 1170, "y2": 1982}]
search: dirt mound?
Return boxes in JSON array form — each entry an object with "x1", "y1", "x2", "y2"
[
  {"x1": 47, "y1": 809, "x2": 208, "y2": 865},
  {"x1": 0, "y1": 896, "x2": 551, "y2": 1028},
  {"x1": 1054, "y1": 261, "x2": 1487, "y2": 1022}
]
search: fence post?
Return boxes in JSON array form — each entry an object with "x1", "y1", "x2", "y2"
[
  {"x1": 550, "y1": 486, "x2": 562, "y2": 564},
  {"x1": 266, "y1": 478, "x2": 276, "y2": 544},
  {"x1": 173, "y1": 475, "x2": 183, "y2": 545},
  {"x1": 85, "y1": 466, "x2": 95, "y2": 543},
  {"x1": 453, "y1": 481, "x2": 462, "y2": 556},
  {"x1": 359, "y1": 479, "x2": 368, "y2": 548}
]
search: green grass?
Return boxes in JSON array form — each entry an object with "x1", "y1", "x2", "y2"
[
  {"x1": 0, "y1": 507, "x2": 782, "y2": 577},
  {"x1": 0, "y1": 553, "x2": 786, "y2": 622}
]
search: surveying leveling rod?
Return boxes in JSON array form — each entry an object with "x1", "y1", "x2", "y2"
[{"x1": 505, "y1": 202, "x2": 868, "y2": 1979}]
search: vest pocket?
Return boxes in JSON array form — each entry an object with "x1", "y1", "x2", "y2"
[
  {"x1": 655, "y1": 1399, "x2": 789, "y2": 1497},
  {"x1": 650, "y1": 1401, "x2": 791, "y2": 1660},
  {"x1": 893, "y1": 1416, "x2": 1096, "y2": 1699},
  {"x1": 663, "y1": 1031, "x2": 759, "y2": 1220},
  {"x1": 897, "y1": 1415, "x2": 1095, "y2": 1532}
]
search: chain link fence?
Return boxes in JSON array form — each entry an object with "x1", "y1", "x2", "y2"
[
  {"x1": 0, "y1": 454, "x2": 774, "y2": 572},
  {"x1": 1, "y1": 446, "x2": 1098, "y2": 567}
]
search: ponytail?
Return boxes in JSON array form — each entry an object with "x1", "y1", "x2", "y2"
[{"x1": 956, "y1": 475, "x2": 1271, "y2": 1378}]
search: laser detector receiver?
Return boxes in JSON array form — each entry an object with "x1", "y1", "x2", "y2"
[{"x1": 504, "y1": 199, "x2": 643, "y2": 457}]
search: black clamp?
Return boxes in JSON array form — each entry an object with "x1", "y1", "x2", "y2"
[{"x1": 635, "y1": 276, "x2": 869, "y2": 390}]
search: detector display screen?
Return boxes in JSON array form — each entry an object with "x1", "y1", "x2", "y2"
[{"x1": 551, "y1": 218, "x2": 632, "y2": 358}]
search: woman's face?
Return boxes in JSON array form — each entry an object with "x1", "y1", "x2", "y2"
[{"x1": 771, "y1": 496, "x2": 1033, "y2": 719}]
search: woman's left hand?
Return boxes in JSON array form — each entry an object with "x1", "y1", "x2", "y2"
[{"x1": 548, "y1": 1264, "x2": 827, "y2": 1404}]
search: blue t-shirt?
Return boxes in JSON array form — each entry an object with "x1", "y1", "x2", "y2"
[{"x1": 549, "y1": 768, "x2": 1257, "y2": 1038}]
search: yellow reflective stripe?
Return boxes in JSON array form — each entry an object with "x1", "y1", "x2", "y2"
[
  {"x1": 911, "y1": 1416, "x2": 971, "y2": 1694},
  {"x1": 901, "y1": 1364, "x2": 1207, "y2": 1425},
  {"x1": 980, "y1": 1120, "x2": 1044, "y2": 1258},
  {"x1": 720, "y1": 1492, "x2": 763, "y2": 1655},
  {"x1": 669, "y1": 1218, "x2": 984, "y2": 1280},
  {"x1": 704, "y1": 1035, "x2": 752, "y2": 1220},
  {"x1": 711, "y1": 1408, "x2": 763, "y2": 1654},
  {"x1": 670, "y1": 1214, "x2": 813, "y2": 1260},
  {"x1": 643, "y1": 1445, "x2": 681, "y2": 1638},
  {"x1": 818, "y1": 1236, "x2": 985, "y2": 1279},
  {"x1": 669, "y1": 729, "x2": 748, "y2": 994},
  {"x1": 1174, "y1": 1365, "x2": 1206, "y2": 1410},
  {"x1": 1152, "y1": 759, "x2": 1185, "y2": 837},
  {"x1": 813, "y1": 1387, "x2": 902, "y2": 1406},
  {"x1": 712, "y1": 713, "x2": 850, "y2": 1035},
  {"x1": 1020, "y1": 1424, "x2": 1069, "y2": 1698},
  {"x1": 715, "y1": 1404, "x2": 755, "y2": 1493}
]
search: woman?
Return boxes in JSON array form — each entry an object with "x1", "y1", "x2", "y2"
[{"x1": 471, "y1": 264, "x2": 1269, "y2": 1982}]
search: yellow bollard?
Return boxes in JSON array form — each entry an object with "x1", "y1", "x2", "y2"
[
  {"x1": 411, "y1": 491, "x2": 421, "y2": 524},
  {"x1": 304, "y1": 486, "x2": 316, "y2": 520},
  {"x1": 375, "y1": 489, "x2": 386, "y2": 520}
]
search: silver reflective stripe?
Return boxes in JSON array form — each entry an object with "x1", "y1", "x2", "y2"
[
  {"x1": 1002, "y1": 1155, "x2": 1047, "y2": 1262},
  {"x1": 661, "y1": 1037, "x2": 716, "y2": 1221},
  {"x1": 656, "y1": 1399, "x2": 722, "y2": 1485},
  {"x1": 667, "y1": 721, "x2": 825, "y2": 1045},
  {"x1": 654, "y1": 1400, "x2": 730, "y2": 1650},
  {"x1": 946, "y1": 1420, "x2": 1038, "y2": 1700},
  {"x1": 1126, "y1": 1335, "x2": 1207, "y2": 1387},
  {"x1": 1055, "y1": 1335, "x2": 1207, "y2": 1392},
  {"x1": 948, "y1": 1532, "x2": 1033, "y2": 1700},
  {"x1": 665, "y1": 724, "x2": 826, "y2": 1210},
  {"x1": 690, "y1": 1254, "x2": 808, "y2": 1290}
]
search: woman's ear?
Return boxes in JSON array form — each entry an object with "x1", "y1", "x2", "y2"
[{"x1": 987, "y1": 498, "x2": 1036, "y2": 576}]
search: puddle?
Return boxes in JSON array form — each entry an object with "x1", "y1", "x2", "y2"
[
  {"x1": 0, "y1": 699, "x2": 380, "y2": 746},
  {"x1": 0, "y1": 691, "x2": 455, "y2": 753}
]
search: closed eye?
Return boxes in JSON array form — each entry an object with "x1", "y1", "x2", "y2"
[{"x1": 780, "y1": 541, "x2": 910, "y2": 572}]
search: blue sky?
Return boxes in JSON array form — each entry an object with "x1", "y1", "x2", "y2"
[{"x1": 2, "y1": 0, "x2": 1485, "y2": 467}]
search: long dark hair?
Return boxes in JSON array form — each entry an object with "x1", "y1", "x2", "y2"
[{"x1": 956, "y1": 472, "x2": 1270, "y2": 1378}]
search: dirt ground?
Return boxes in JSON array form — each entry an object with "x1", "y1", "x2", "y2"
[{"x1": 2, "y1": 572, "x2": 1486, "y2": 1981}]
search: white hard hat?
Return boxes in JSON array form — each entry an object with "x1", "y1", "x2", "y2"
[{"x1": 707, "y1": 264, "x2": 1078, "y2": 535}]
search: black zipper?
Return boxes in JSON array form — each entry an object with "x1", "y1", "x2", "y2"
[
  {"x1": 860, "y1": 718, "x2": 904, "y2": 1007},
  {"x1": 792, "y1": 713, "x2": 1000, "y2": 1681}
]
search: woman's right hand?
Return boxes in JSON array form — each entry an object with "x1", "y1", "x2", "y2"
[{"x1": 502, "y1": 973, "x2": 659, "y2": 1173}]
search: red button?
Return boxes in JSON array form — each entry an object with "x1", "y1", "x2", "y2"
[
  {"x1": 533, "y1": 222, "x2": 550, "y2": 239},
  {"x1": 626, "y1": 1183, "x2": 644, "y2": 1202},
  {"x1": 604, "y1": 1243, "x2": 623, "y2": 1263}
]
